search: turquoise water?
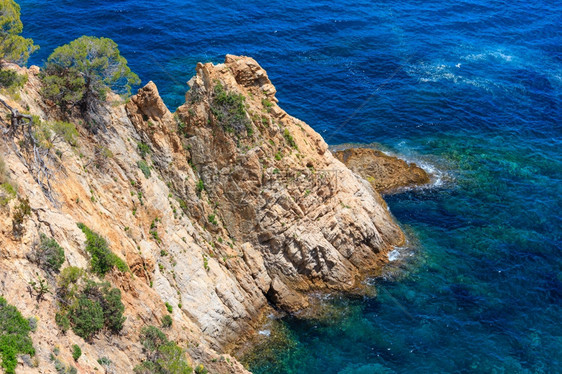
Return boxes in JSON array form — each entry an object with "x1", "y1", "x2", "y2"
[
  {"x1": 17, "y1": 0, "x2": 562, "y2": 372},
  {"x1": 246, "y1": 132, "x2": 562, "y2": 373}
]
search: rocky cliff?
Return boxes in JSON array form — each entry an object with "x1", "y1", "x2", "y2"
[{"x1": 0, "y1": 55, "x2": 405, "y2": 373}]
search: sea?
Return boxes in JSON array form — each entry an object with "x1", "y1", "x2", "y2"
[{"x1": 19, "y1": 0, "x2": 561, "y2": 372}]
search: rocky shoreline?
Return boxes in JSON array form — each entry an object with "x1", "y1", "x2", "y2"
[
  {"x1": 0, "y1": 55, "x2": 426, "y2": 373},
  {"x1": 334, "y1": 147, "x2": 430, "y2": 195}
]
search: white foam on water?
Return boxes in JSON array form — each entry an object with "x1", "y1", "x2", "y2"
[
  {"x1": 415, "y1": 159, "x2": 449, "y2": 189},
  {"x1": 388, "y1": 249, "x2": 400, "y2": 262},
  {"x1": 258, "y1": 330, "x2": 271, "y2": 337},
  {"x1": 406, "y1": 60, "x2": 502, "y2": 92},
  {"x1": 462, "y1": 49, "x2": 514, "y2": 63},
  {"x1": 386, "y1": 149, "x2": 453, "y2": 191}
]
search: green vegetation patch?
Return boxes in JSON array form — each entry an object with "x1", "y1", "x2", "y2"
[
  {"x1": 12, "y1": 197, "x2": 30, "y2": 238},
  {"x1": 164, "y1": 302, "x2": 173, "y2": 314},
  {"x1": 51, "y1": 121, "x2": 78, "y2": 147},
  {"x1": 0, "y1": 296, "x2": 35, "y2": 374},
  {"x1": 283, "y1": 129, "x2": 298, "y2": 149},
  {"x1": 161, "y1": 314, "x2": 172, "y2": 329},
  {"x1": 211, "y1": 82, "x2": 253, "y2": 136},
  {"x1": 134, "y1": 326, "x2": 192, "y2": 374},
  {"x1": 137, "y1": 160, "x2": 151, "y2": 178},
  {"x1": 0, "y1": 69, "x2": 27, "y2": 90},
  {"x1": 0, "y1": 182, "x2": 16, "y2": 206},
  {"x1": 137, "y1": 142, "x2": 151, "y2": 159},
  {"x1": 56, "y1": 267, "x2": 126, "y2": 341},
  {"x1": 40, "y1": 36, "x2": 139, "y2": 120},
  {"x1": 71, "y1": 345, "x2": 81, "y2": 362},
  {"x1": 30, "y1": 233, "x2": 65, "y2": 273},
  {"x1": 77, "y1": 223, "x2": 129, "y2": 276},
  {"x1": 0, "y1": 0, "x2": 38, "y2": 66}
]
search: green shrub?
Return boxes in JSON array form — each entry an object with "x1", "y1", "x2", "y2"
[
  {"x1": 207, "y1": 214, "x2": 217, "y2": 225},
  {"x1": 50, "y1": 349, "x2": 77, "y2": 374},
  {"x1": 57, "y1": 270, "x2": 126, "y2": 339},
  {"x1": 32, "y1": 233, "x2": 65, "y2": 273},
  {"x1": 164, "y1": 302, "x2": 172, "y2": 314},
  {"x1": 77, "y1": 223, "x2": 128, "y2": 276},
  {"x1": 137, "y1": 160, "x2": 151, "y2": 178},
  {"x1": 195, "y1": 364, "x2": 208, "y2": 374},
  {"x1": 27, "y1": 317, "x2": 37, "y2": 332},
  {"x1": 261, "y1": 98, "x2": 273, "y2": 111},
  {"x1": 211, "y1": 82, "x2": 251, "y2": 135},
  {"x1": 0, "y1": 296, "x2": 35, "y2": 374},
  {"x1": 283, "y1": 129, "x2": 297, "y2": 149},
  {"x1": 55, "y1": 312, "x2": 70, "y2": 333},
  {"x1": 70, "y1": 295, "x2": 104, "y2": 340},
  {"x1": 0, "y1": 183, "x2": 15, "y2": 197},
  {"x1": 57, "y1": 266, "x2": 84, "y2": 303},
  {"x1": 101, "y1": 286, "x2": 126, "y2": 333},
  {"x1": 0, "y1": 69, "x2": 27, "y2": 89},
  {"x1": 161, "y1": 315, "x2": 172, "y2": 328},
  {"x1": 139, "y1": 326, "x2": 167, "y2": 353},
  {"x1": 0, "y1": 182, "x2": 16, "y2": 206},
  {"x1": 28, "y1": 274, "x2": 52, "y2": 301},
  {"x1": 135, "y1": 326, "x2": 192, "y2": 374},
  {"x1": 71, "y1": 345, "x2": 81, "y2": 361},
  {"x1": 97, "y1": 357, "x2": 112, "y2": 366},
  {"x1": 12, "y1": 197, "x2": 31, "y2": 237},
  {"x1": 51, "y1": 121, "x2": 78, "y2": 146},
  {"x1": 202, "y1": 255, "x2": 209, "y2": 272},
  {"x1": 137, "y1": 142, "x2": 151, "y2": 159},
  {"x1": 196, "y1": 179, "x2": 204, "y2": 196}
]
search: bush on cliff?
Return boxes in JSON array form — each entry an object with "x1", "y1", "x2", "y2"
[
  {"x1": 77, "y1": 223, "x2": 129, "y2": 276},
  {"x1": 40, "y1": 36, "x2": 139, "y2": 132},
  {"x1": 134, "y1": 326, "x2": 192, "y2": 374},
  {"x1": 0, "y1": 69, "x2": 27, "y2": 90},
  {"x1": 29, "y1": 233, "x2": 65, "y2": 273},
  {"x1": 51, "y1": 121, "x2": 79, "y2": 147},
  {"x1": 70, "y1": 294, "x2": 104, "y2": 340},
  {"x1": 71, "y1": 344, "x2": 81, "y2": 362},
  {"x1": 0, "y1": 0, "x2": 38, "y2": 65},
  {"x1": 210, "y1": 82, "x2": 253, "y2": 136},
  {"x1": 0, "y1": 296, "x2": 35, "y2": 374},
  {"x1": 56, "y1": 267, "x2": 126, "y2": 340}
]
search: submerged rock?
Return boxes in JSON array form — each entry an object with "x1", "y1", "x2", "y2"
[{"x1": 334, "y1": 147, "x2": 430, "y2": 194}]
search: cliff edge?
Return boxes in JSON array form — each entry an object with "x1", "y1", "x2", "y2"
[{"x1": 0, "y1": 55, "x2": 405, "y2": 373}]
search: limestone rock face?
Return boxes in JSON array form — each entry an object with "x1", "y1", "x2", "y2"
[
  {"x1": 335, "y1": 147, "x2": 430, "y2": 194},
  {"x1": 0, "y1": 56, "x2": 405, "y2": 373}
]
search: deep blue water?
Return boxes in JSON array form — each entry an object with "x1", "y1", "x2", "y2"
[{"x1": 19, "y1": 0, "x2": 562, "y2": 372}]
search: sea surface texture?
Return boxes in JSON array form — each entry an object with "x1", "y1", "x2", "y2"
[{"x1": 20, "y1": 0, "x2": 561, "y2": 373}]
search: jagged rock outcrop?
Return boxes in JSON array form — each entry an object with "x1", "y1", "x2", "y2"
[
  {"x1": 335, "y1": 147, "x2": 430, "y2": 194},
  {"x1": 0, "y1": 55, "x2": 405, "y2": 373}
]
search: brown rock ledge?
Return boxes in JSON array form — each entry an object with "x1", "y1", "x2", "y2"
[{"x1": 335, "y1": 147, "x2": 430, "y2": 194}]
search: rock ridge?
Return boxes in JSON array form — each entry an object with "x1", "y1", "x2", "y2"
[{"x1": 0, "y1": 55, "x2": 406, "y2": 373}]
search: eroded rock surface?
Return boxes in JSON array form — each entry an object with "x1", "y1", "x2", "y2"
[{"x1": 0, "y1": 55, "x2": 405, "y2": 373}]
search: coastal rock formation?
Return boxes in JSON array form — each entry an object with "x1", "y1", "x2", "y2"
[
  {"x1": 0, "y1": 55, "x2": 405, "y2": 373},
  {"x1": 335, "y1": 147, "x2": 430, "y2": 194}
]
